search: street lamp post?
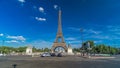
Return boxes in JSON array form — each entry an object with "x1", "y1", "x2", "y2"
[
  {"x1": 80, "y1": 28, "x2": 83, "y2": 47},
  {"x1": 12, "y1": 64, "x2": 17, "y2": 68},
  {"x1": 87, "y1": 42, "x2": 92, "y2": 58},
  {"x1": 0, "y1": 34, "x2": 5, "y2": 54},
  {"x1": 80, "y1": 28, "x2": 84, "y2": 56},
  {"x1": 2, "y1": 40, "x2": 5, "y2": 46}
]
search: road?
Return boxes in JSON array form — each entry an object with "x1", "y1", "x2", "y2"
[{"x1": 0, "y1": 55, "x2": 120, "y2": 68}]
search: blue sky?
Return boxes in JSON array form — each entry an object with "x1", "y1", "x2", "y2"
[{"x1": 0, "y1": 0, "x2": 120, "y2": 48}]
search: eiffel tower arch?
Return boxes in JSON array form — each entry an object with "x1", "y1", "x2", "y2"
[{"x1": 51, "y1": 10, "x2": 67, "y2": 53}]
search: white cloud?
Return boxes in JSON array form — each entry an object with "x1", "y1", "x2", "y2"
[
  {"x1": 0, "y1": 33, "x2": 4, "y2": 36},
  {"x1": 107, "y1": 25, "x2": 114, "y2": 28},
  {"x1": 107, "y1": 25, "x2": 120, "y2": 31},
  {"x1": 90, "y1": 35, "x2": 109, "y2": 39},
  {"x1": 66, "y1": 37, "x2": 76, "y2": 41},
  {"x1": 6, "y1": 40, "x2": 19, "y2": 43},
  {"x1": 7, "y1": 36, "x2": 26, "y2": 41},
  {"x1": 68, "y1": 27, "x2": 80, "y2": 31},
  {"x1": 69, "y1": 41, "x2": 81, "y2": 44},
  {"x1": 71, "y1": 44, "x2": 82, "y2": 48},
  {"x1": 94, "y1": 40, "x2": 102, "y2": 44},
  {"x1": 87, "y1": 29, "x2": 101, "y2": 34},
  {"x1": 107, "y1": 25, "x2": 120, "y2": 35},
  {"x1": 39, "y1": 7, "x2": 44, "y2": 13},
  {"x1": 109, "y1": 35, "x2": 120, "y2": 40},
  {"x1": 31, "y1": 40, "x2": 52, "y2": 48},
  {"x1": 35, "y1": 17, "x2": 46, "y2": 21},
  {"x1": 18, "y1": 0, "x2": 25, "y2": 3},
  {"x1": 54, "y1": 5, "x2": 58, "y2": 9},
  {"x1": 66, "y1": 38, "x2": 81, "y2": 44},
  {"x1": 109, "y1": 28, "x2": 120, "y2": 32},
  {"x1": 68, "y1": 27, "x2": 101, "y2": 34},
  {"x1": 115, "y1": 32, "x2": 120, "y2": 35},
  {"x1": 85, "y1": 34, "x2": 120, "y2": 41}
]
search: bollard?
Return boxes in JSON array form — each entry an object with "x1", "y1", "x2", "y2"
[{"x1": 12, "y1": 64, "x2": 17, "y2": 68}]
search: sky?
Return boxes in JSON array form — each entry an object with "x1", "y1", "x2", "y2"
[{"x1": 0, "y1": 0, "x2": 120, "y2": 48}]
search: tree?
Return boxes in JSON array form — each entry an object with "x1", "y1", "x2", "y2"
[
  {"x1": 44, "y1": 48, "x2": 50, "y2": 52},
  {"x1": 73, "y1": 48, "x2": 80, "y2": 52},
  {"x1": 86, "y1": 40, "x2": 94, "y2": 48},
  {"x1": 17, "y1": 46, "x2": 27, "y2": 53}
]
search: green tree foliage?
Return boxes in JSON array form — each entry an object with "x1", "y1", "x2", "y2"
[
  {"x1": 75, "y1": 40, "x2": 120, "y2": 55},
  {"x1": 73, "y1": 48, "x2": 80, "y2": 52},
  {"x1": 86, "y1": 40, "x2": 94, "y2": 48},
  {"x1": 32, "y1": 46, "x2": 38, "y2": 52},
  {"x1": 32, "y1": 47, "x2": 44, "y2": 52},
  {"x1": 80, "y1": 40, "x2": 94, "y2": 52},
  {"x1": 93, "y1": 44, "x2": 119, "y2": 54},
  {"x1": 0, "y1": 46, "x2": 52, "y2": 54},
  {"x1": 43, "y1": 48, "x2": 50, "y2": 52},
  {"x1": 0, "y1": 46, "x2": 15, "y2": 54},
  {"x1": 17, "y1": 47, "x2": 27, "y2": 53}
]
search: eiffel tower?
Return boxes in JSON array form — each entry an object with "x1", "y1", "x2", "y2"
[{"x1": 51, "y1": 9, "x2": 67, "y2": 52}]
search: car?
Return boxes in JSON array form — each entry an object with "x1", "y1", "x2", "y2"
[
  {"x1": 0, "y1": 53, "x2": 3, "y2": 56},
  {"x1": 51, "y1": 52, "x2": 64, "y2": 57},
  {"x1": 41, "y1": 53, "x2": 51, "y2": 57},
  {"x1": 57, "y1": 53, "x2": 63, "y2": 57},
  {"x1": 50, "y1": 53, "x2": 56, "y2": 57}
]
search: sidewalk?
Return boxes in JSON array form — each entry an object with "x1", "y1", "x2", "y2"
[{"x1": 83, "y1": 56, "x2": 115, "y2": 59}]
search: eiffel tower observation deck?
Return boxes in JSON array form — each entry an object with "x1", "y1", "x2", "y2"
[{"x1": 51, "y1": 9, "x2": 67, "y2": 53}]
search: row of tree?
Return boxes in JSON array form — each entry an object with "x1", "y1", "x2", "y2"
[
  {"x1": 32, "y1": 47, "x2": 50, "y2": 52},
  {"x1": 92, "y1": 45, "x2": 119, "y2": 54},
  {"x1": 73, "y1": 40, "x2": 120, "y2": 55},
  {"x1": 0, "y1": 40, "x2": 120, "y2": 54},
  {"x1": 0, "y1": 46, "x2": 50, "y2": 54}
]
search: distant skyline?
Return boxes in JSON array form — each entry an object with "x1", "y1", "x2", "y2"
[{"x1": 0, "y1": 0, "x2": 120, "y2": 48}]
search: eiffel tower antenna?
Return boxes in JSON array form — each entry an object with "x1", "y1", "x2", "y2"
[{"x1": 57, "y1": 8, "x2": 62, "y2": 34}]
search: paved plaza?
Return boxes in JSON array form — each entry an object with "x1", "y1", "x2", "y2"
[{"x1": 0, "y1": 55, "x2": 120, "y2": 68}]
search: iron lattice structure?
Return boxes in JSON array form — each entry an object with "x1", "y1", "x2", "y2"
[{"x1": 51, "y1": 10, "x2": 67, "y2": 52}]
